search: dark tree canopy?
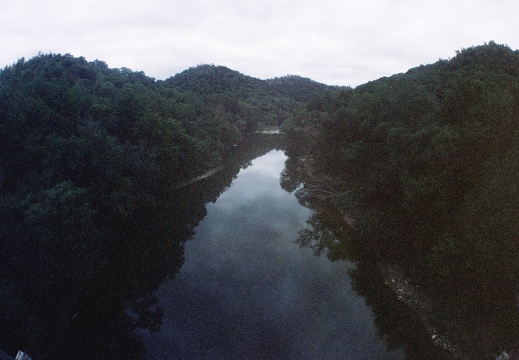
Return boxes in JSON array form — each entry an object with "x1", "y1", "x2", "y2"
[
  {"x1": 284, "y1": 42, "x2": 519, "y2": 358},
  {"x1": 0, "y1": 53, "x2": 333, "y2": 358},
  {"x1": 1, "y1": 43, "x2": 518, "y2": 358}
]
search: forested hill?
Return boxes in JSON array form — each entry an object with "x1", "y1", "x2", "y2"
[
  {"x1": 284, "y1": 41, "x2": 519, "y2": 357},
  {"x1": 2, "y1": 43, "x2": 518, "y2": 358},
  {"x1": 165, "y1": 64, "x2": 264, "y2": 95},
  {"x1": 166, "y1": 64, "x2": 331, "y2": 102},
  {"x1": 0, "y1": 53, "x2": 335, "y2": 358},
  {"x1": 266, "y1": 75, "x2": 334, "y2": 102},
  {"x1": 165, "y1": 64, "x2": 334, "y2": 130},
  {"x1": 0, "y1": 55, "x2": 333, "y2": 193}
]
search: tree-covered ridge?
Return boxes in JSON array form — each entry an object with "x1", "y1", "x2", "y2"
[
  {"x1": 2, "y1": 43, "x2": 517, "y2": 358},
  {"x1": 167, "y1": 65, "x2": 332, "y2": 102},
  {"x1": 0, "y1": 53, "x2": 332, "y2": 358},
  {"x1": 284, "y1": 42, "x2": 519, "y2": 357},
  {"x1": 0, "y1": 53, "x2": 225, "y2": 358},
  {"x1": 0, "y1": 55, "x2": 237, "y2": 192},
  {"x1": 165, "y1": 64, "x2": 265, "y2": 95},
  {"x1": 165, "y1": 64, "x2": 335, "y2": 131},
  {"x1": 266, "y1": 75, "x2": 335, "y2": 102}
]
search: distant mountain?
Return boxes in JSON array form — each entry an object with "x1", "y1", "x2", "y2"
[
  {"x1": 165, "y1": 64, "x2": 265, "y2": 96},
  {"x1": 266, "y1": 75, "x2": 337, "y2": 102},
  {"x1": 163, "y1": 64, "x2": 338, "y2": 130},
  {"x1": 165, "y1": 64, "x2": 334, "y2": 102}
]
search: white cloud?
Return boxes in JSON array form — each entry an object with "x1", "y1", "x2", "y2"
[{"x1": 1, "y1": 0, "x2": 518, "y2": 86}]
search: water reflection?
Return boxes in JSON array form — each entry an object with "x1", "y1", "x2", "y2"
[
  {"x1": 281, "y1": 160, "x2": 453, "y2": 359},
  {"x1": 1, "y1": 135, "x2": 455, "y2": 359},
  {"x1": 0, "y1": 135, "x2": 287, "y2": 360},
  {"x1": 140, "y1": 150, "x2": 404, "y2": 359}
]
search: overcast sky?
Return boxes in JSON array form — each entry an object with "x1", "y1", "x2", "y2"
[{"x1": 1, "y1": 0, "x2": 518, "y2": 86}]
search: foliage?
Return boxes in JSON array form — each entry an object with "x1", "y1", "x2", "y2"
[
  {"x1": 165, "y1": 65, "x2": 333, "y2": 131},
  {"x1": 0, "y1": 54, "x2": 332, "y2": 358},
  {"x1": 285, "y1": 42, "x2": 519, "y2": 356},
  {"x1": 3, "y1": 42, "x2": 518, "y2": 358}
]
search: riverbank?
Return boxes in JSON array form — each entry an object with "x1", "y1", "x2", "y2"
[
  {"x1": 376, "y1": 261, "x2": 463, "y2": 358},
  {"x1": 291, "y1": 156, "x2": 463, "y2": 357},
  {"x1": 172, "y1": 166, "x2": 225, "y2": 190}
]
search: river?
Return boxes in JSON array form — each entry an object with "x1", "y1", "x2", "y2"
[
  {"x1": 136, "y1": 149, "x2": 406, "y2": 359},
  {"x1": 0, "y1": 137, "x2": 507, "y2": 359}
]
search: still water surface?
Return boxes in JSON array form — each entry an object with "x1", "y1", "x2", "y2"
[{"x1": 139, "y1": 150, "x2": 404, "y2": 359}]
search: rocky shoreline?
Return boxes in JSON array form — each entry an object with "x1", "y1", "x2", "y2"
[
  {"x1": 291, "y1": 155, "x2": 517, "y2": 359},
  {"x1": 376, "y1": 261, "x2": 463, "y2": 358},
  {"x1": 376, "y1": 259, "x2": 519, "y2": 360}
]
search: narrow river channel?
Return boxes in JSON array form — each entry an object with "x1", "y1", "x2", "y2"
[{"x1": 136, "y1": 149, "x2": 407, "y2": 359}]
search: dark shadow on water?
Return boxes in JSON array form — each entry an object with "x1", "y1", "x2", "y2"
[
  {"x1": 0, "y1": 134, "x2": 285, "y2": 360},
  {"x1": 281, "y1": 167, "x2": 453, "y2": 360}
]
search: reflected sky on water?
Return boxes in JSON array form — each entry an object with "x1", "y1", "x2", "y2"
[{"x1": 138, "y1": 150, "x2": 404, "y2": 359}]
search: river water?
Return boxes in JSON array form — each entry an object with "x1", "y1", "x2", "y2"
[{"x1": 137, "y1": 149, "x2": 406, "y2": 359}]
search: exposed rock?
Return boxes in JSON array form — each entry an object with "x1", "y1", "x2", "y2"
[{"x1": 377, "y1": 261, "x2": 464, "y2": 358}]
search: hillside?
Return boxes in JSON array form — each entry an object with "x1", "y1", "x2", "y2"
[
  {"x1": 166, "y1": 64, "x2": 332, "y2": 102},
  {"x1": 0, "y1": 54, "x2": 334, "y2": 358},
  {"x1": 266, "y1": 75, "x2": 336, "y2": 102},
  {"x1": 284, "y1": 41, "x2": 519, "y2": 358},
  {"x1": 165, "y1": 64, "x2": 265, "y2": 95},
  {"x1": 1, "y1": 43, "x2": 517, "y2": 358},
  {"x1": 165, "y1": 64, "x2": 335, "y2": 130}
]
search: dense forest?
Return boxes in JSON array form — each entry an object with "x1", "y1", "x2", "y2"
[
  {"x1": 167, "y1": 64, "x2": 333, "y2": 132},
  {"x1": 283, "y1": 41, "x2": 519, "y2": 358},
  {"x1": 0, "y1": 54, "x2": 331, "y2": 358},
  {"x1": 0, "y1": 42, "x2": 518, "y2": 359}
]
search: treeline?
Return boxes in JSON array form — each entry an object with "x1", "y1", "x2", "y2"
[
  {"x1": 0, "y1": 53, "x2": 330, "y2": 358},
  {"x1": 0, "y1": 53, "x2": 232, "y2": 358},
  {"x1": 285, "y1": 42, "x2": 519, "y2": 357},
  {"x1": 167, "y1": 64, "x2": 335, "y2": 130},
  {"x1": 2, "y1": 43, "x2": 517, "y2": 358}
]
